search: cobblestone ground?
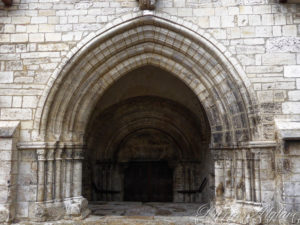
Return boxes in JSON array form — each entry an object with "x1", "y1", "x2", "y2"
[{"x1": 13, "y1": 202, "x2": 209, "y2": 225}]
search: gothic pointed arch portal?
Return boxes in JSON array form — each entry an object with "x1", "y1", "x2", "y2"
[{"x1": 32, "y1": 12, "x2": 261, "y2": 220}]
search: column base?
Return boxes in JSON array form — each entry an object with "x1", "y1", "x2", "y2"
[
  {"x1": 32, "y1": 197, "x2": 90, "y2": 222},
  {"x1": 64, "y1": 196, "x2": 91, "y2": 219},
  {"x1": 0, "y1": 204, "x2": 12, "y2": 223}
]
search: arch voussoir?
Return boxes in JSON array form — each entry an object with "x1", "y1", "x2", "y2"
[{"x1": 37, "y1": 13, "x2": 258, "y2": 148}]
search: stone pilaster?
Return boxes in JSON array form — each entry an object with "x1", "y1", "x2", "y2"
[
  {"x1": 65, "y1": 148, "x2": 73, "y2": 199},
  {"x1": 55, "y1": 148, "x2": 63, "y2": 201},
  {"x1": 73, "y1": 147, "x2": 84, "y2": 197},
  {"x1": 224, "y1": 153, "x2": 233, "y2": 200},
  {"x1": 46, "y1": 149, "x2": 55, "y2": 201},
  {"x1": 37, "y1": 149, "x2": 46, "y2": 202},
  {"x1": 213, "y1": 151, "x2": 225, "y2": 203},
  {"x1": 244, "y1": 150, "x2": 253, "y2": 201}
]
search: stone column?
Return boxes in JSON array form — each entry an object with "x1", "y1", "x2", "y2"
[
  {"x1": 46, "y1": 149, "x2": 54, "y2": 201},
  {"x1": 213, "y1": 151, "x2": 225, "y2": 202},
  {"x1": 244, "y1": 150, "x2": 252, "y2": 201},
  {"x1": 65, "y1": 148, "x2": 73, "y2": 199},
  {"x1": 37, "y1": 149, "x2": 46, "y2": 202},
  {"x1": 254, "y1": 151, "x2": 261, "y2": 202},
  {"x1": 224, "y1": 156, "x2": 233, "y2": 200},
  {"x1": 235, "y1": 151, "x2": 244, "y2": 200},
  {"x1": 55, "y1": 148, "x2": 63, "y2": 201},
  {"x1": 73, "y1": 146, "x2": 84, "y2": 197}
]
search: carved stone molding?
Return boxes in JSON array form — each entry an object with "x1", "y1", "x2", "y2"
[{"x1": 138, "y1": 0, "x2": 156, "y2": 10}]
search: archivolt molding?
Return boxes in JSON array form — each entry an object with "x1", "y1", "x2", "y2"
[{"x1": 35, "y1": 11, "x2": 259, "y2": 147}]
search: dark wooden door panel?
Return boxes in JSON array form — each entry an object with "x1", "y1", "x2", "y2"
[{"x1": 124, "y1": 161, "x2": 173, "y2": 202}]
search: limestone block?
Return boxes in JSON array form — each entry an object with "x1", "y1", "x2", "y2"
[
  {"x1": 236, "y1": 45, "x2": 265, "y2": 54},
  {"x1": 22, "y1": 96, "x2": 38, "y2": 108},
  {"x1": 0, "y1": 96, "x2": 12, "y2": 107},
  {"x1": 249, "y1": 15, "x2": 261, "y2": 25},
  {"x1": 241, "y1": 26, "x2": 255, "y2": 37},
  {"x1": 0, "y1": 109, "x2": 32, "y2": 120},
  {"x1": 284, "y1": 65, "x2": 300, "y2": 78},
  {"x1": 31, "y1": 16, "x2": 47, "y2": 24},
  {"x1": 282, "y1": 25, "x2": 297, "y2": 37},
  {"x1": 37, "y1": 43, "x2": 69, "y2": 51},
  {"x1": 275, "y1": 81, "x2": 295, "y2": 90},
  {"x1": 21, "y1": 52, "x2": 60, "y2": 59},
  {"x1": 221, "y1": 16, "x2": 234, "y2": 27},
  {"x1": 237, "y1": 15, "x2": 248, "y2": 26},
  {"x1": 262, "y1": 14, "x2": 273, "y2": 25},
  {"x1": 16, "y1": 25, "x2": 26, "y2": 33},
  {"x1": 237, "y1": 55, "x2": 255, "y2": 65},
  {"x1": 11, "y1": 17, "x2": 31, "y2": 24},
  {"x1": 266, "y1": 37, "x2": 300, "y2": 53},
  {"x1": 6, "y1": 61, "x2": 23, "y2": 71},
  {"x1": 11, "y1": 34, "x2": 28, "y2": 43},
  {"x1": 45, "y1": 33, "x2": 62, "y2": 42},
  {"x1": 282, "y1": 102, "x2": 300, "y2": 114},
  {"x1": 29, "y1": 33, "x2": 44, "y2": 42},
  {"x1": 193, "y1": 8, "x2": 215, "y2": 16},
  {"x1": 288, "y1": 91, "x2": 300, "y2": 101},
  {"x1": 209, "y1": 16, "x2": 220, "y2": 28},
  {"x1": 174, "y1": 0, "x2": 185, "y2": 7},
  {"x1": 262, "y1": 53, "x2": 296, "y2": 65},
  {"x1": 39, "y1": 24, "x2": 55, "y2": 32},
  {"x1": 178, "y1": 8, "x2": 193, "y2": 17},
  {"x1": 274, "y1": 14, "x2": 286, "y2": 25},
  {"x1": 12, "y1": 96, "x2": 22, "y2": 107},
  {"x1": 256, "y1": 26, "x2": 272, "y2": 37},
  {"x1": 0, "y1": 72, "x2": 13, "y2": 83},
  {"x1": 257, "y1": 91, "x2": 273, "y2": 103},
  {"x1": 55, "y1": 24, "x2": 73, "y2": 32},
  {"x1": 246, "y1": 65, "x2": 282, "y2": 73}
]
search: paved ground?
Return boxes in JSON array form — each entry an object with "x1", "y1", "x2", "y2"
[{"x1": 14, "y1": 202, "x2": 207, "y2": 225}]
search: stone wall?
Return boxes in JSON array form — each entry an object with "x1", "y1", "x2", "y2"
[
  {"x1": 0, "y1": 121, "x2": 19, "y2": 223},
  {"x1": 0, "y1": 0, "x2": 299, "y2": 141},
  {"x1": 0, "y1": 0, "x2": 299, "y2": 222}
]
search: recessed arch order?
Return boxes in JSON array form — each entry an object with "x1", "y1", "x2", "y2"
[{"x1": 35, "y1": 11, "x2": 259, "y2": 148}]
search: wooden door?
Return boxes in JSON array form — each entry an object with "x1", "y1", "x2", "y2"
[{"x1": 124, "y1": 161, "x2": 173, "y2": 202}]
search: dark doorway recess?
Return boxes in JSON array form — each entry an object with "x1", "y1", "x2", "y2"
[
  {"x1": 83, "y1": 66, "x2": 213, "y2": 204},
  {"x1": 124, "y1": 161, "x2": 173, "y2": 202}
]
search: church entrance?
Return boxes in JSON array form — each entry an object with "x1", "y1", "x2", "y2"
[
  {"x1": 34, "y1": 14, "x2": 258, "y2": 222},
  {"x1": 82, "y1": 66, "x2": 213, "y2": 205},
  {"x1": 124, "y1": 161, "x2": 173, "y2": 202}
]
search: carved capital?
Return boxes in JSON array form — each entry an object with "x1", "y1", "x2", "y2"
[
  {"x1": 73, "y1": 148, "x2": 84, "y2": 160},
  {"x1": 47, "y1": 149, "x2": 55, "y2": 161},
  {"x1": 138, "y1": 0, "x2": 156, "y2": 10},
  {"x1": 65, "y1": 149, "x2": 73, "y2": 160},
  {"x1": 55, "y1": 148, "x2": 63, "y2": 160},
  {"x1": 37, "y1": 149, "x2": 46, "y2": 161}
]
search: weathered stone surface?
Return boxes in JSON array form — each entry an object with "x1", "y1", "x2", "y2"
[
  {"x1": 0, "y1": 0, "x2": 299, "y2": 223},
  {"x1": 0, "y1": 72, "x2": 13, "y2": 83},
  {"x1": 284, "y1": 65, "x2": 300, "y2": 78},
  {"x1": 282, "y1": 102, "x2": 300, "y2": 114},
  {"x1": 266, "y1": 37, "x2": 300, "y2": 53}
]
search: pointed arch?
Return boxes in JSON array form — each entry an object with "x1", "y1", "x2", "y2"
[{"x1": 34, "y1": 11, "x2": 259, "y2": 148}]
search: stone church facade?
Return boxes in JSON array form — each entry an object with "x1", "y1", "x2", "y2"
[{"x1": 0, "y1": 0, "x2": 300, "y2": 223}]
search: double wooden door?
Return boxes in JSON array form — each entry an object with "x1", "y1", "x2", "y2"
[{"x1": 124, "y1": 161, "x2": 173, "y2": 202}]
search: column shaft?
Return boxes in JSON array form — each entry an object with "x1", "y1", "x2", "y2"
[
  {"x1": 73, "y1": 147, "x2": 83, "y2": 197},
  {"x1": 37, "y1": 149, "x2": 46, "y2": 202},
  {"x1": 55, "y1": 149, "x2": 63, "y2": 201},
  {"x1": 46, "y1": 149, "x2": 54, "y2": 201},
  {"x1": 65, "y1": 149, "x2": 73, "y2": 198}
]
